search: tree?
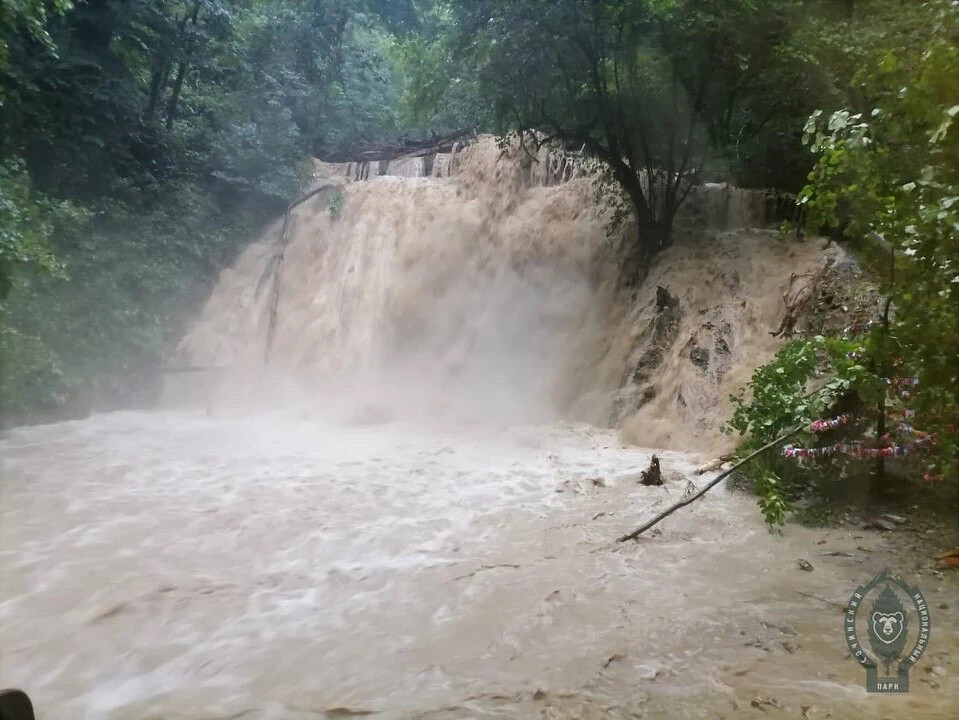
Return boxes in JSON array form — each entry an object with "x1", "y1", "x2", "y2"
[
  {"x1": 433, "y1": 0, "x2": 793, "y2": 268},
  {"x1": 725, "y1": 0, "x2": 959, "y2": 522},
  {"x1": 0, "y1": 0, "x2": 416, "y2": 420},
  {"x1": 799, "y1": 0, "x2": 959, "y2": 487}
]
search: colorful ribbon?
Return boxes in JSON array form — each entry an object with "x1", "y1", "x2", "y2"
[
  {"x1": 809, "y1": 414, "x2": 849, "y2": 432},
  {"x1": 783, "y1": 437, "x2": 935, "y2": 461}
]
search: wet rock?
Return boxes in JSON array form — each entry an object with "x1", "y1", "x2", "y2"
[
  {"x1": 780, "y1": 640, "x2": 799, "y2": 654},
  {"x1": 631, "y1": 348, "x2": 664, "y2": 383},
  {"x1": 689, "y1": 345, "x2": 710, "y2": 370},
  {"x1": 721, "y1": 270, "x2": 741, "y2": 291},
  {"x1": 655, "y1": 285, "x2": 675, "y2": 310},
  {"x1": 798, "y1": 559, "x2": 814, "y2": 572},
  {"x1": 743, "y1": 638, "x2": 772, "y2": 652}
]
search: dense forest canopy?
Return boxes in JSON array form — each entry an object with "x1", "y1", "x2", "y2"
[{"x1": 0, "y1": 0, "x2": 956, "y2": 501}]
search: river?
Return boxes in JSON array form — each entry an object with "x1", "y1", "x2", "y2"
[{"x1": 2, "y1": 410, "x2": 955, "y2": 718}]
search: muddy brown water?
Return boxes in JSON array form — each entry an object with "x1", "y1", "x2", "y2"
[{"x1": 1, "y1": 411, "x2": 955, "y2": 719}]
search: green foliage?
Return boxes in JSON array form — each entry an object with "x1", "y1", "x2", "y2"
[
  {"x1": 392, "y1": 2, "x2": 494, "y2": 131},
  {"x1": 0, "y1": 158, "x2": 74, "y2": 297},
  {"x1": 0, "y1": 0, "x2": 72, "y2": 74},
  {"x1": 0, "y1": 0, "x2": 415, "y2": 420},
  {"x1": 725, "y1": 335, "x2": 872, "y2": 448},
  {"x1": 724, "y1": 331, "x2": 902, "y2": 526},
  {"x1": 754, "y1": 471, "x2": 789, "y2": 528},
  {"x1": 405, "y1": 0, "x2": 824, "y2": 263},
  {"x1": 721, "y1": 1, "x2": 959, "y2": 526},
  {"x1": 798, "y1": 0, "x2": 959, "y2": 486}
]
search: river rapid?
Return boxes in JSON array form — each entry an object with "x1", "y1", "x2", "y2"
[{"x1": 2, "y1": 410, "x2": 956, "y2": 719}]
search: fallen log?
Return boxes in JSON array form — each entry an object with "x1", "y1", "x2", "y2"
[
  {"x1": 616, "y1": 424, "x2": 802, "y2": 542},
  {"x1": 320, "y1": 128, "x2": 472, "y2": 163}
]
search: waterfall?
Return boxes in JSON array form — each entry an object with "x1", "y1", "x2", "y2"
[{"x1": 174, "y1": 137, "x2": 837, "y2": 448}]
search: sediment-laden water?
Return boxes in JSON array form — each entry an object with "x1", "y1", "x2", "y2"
[{"x1": 2, "y1": 411, "x2": 956, "y2": 718}]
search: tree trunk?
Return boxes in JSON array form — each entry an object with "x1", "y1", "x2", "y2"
[
  {"x1": 633, "y1": 205, "x2": 672, "y2": 273},
  {"x1": 165, "y1": 60, "x2": 188, "y2": 130},
  {"x1": 161, "y1": 1, "x2": 201, "y2": 129},
  {"x1": 145, "y1": 9, "x2": 193, "y2": 122},
  {"x1": 146, "y1": 59, "x2": 174, "y2": 121}
]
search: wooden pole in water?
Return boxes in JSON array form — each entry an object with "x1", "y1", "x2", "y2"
[{"x1": 616, "y1": 424, "x2": 803, "y2": 542}]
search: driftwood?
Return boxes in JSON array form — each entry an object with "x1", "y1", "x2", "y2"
[
  {"x1": 639, "y1": 455, "x2": 664, "y2": 486},
  {"x1": 320, "y1": 129, "x2": 473, "y2": 163},
  {"x1": 616, "y1": 425, "x2": 802, "y2": 542},
  {"x1": 770, "y1": 261, "x2": 833, "y2": 338}
]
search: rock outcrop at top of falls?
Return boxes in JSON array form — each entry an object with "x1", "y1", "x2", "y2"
[{"x1": 172, "y1": 136, "x2": 842, "y2": 452}]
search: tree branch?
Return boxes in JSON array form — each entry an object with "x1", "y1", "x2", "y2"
[{"x1": 616, "y1": 424, "x2": 803, "y2": 542}]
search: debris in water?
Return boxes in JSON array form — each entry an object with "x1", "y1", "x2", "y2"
[
  {"x1": 696, "y1": 458, "x2": 724, "y2": 474},
  {"x1": 760, "y1": 620, "x2": 797, "y2": 636},
  {"x1": 751, "y1": 696, "x2": 783, "y2": 711},
  {"x1": 452, "y1": 564, "x2": 521, "y2": 582},
  {"x1": 798, "y1": 559, "x2": 814, "y2": 572},
  {"x1": 603, "y1": 653, "x2": 626, "y2": 668},
  {"x1": 935, "y1": 548, "x2": 959, "y2": 568},
  {"x1": 324, "y1": 708, "x2": 375, "y2": 718},
  {"x1": 639, "y1": 455, "x2": 663, "y2": 486},
  {"x1": 795, "y1": 590, "x2": 845, "y2": 609}
]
